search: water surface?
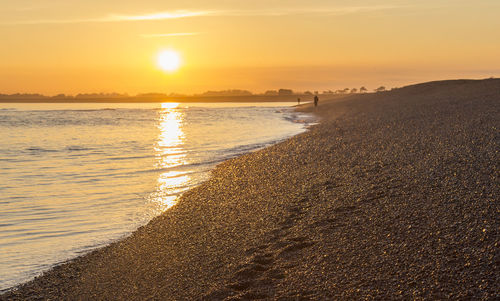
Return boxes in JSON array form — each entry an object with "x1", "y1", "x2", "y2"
[{"x1": 0, "y1": 102, "x2": 314, "y2": 290}]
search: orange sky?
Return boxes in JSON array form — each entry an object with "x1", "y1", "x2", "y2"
[{"x1": 0, "y1": 0, "x2": 499, "y2": 95}]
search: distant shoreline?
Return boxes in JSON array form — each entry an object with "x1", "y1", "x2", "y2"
[{"x1": 0, "y1": 94, "x2": 343, "y2": 103}]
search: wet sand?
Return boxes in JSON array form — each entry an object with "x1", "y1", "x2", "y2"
[{"x1": 2, "y1": 79, "x2": 499, "y2": 300}]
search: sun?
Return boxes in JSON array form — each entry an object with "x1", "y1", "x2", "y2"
[{"x1": 157, "y1": 50, "x2": 181, "y2": 72}]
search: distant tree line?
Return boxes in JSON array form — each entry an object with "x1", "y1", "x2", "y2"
[
  {"x1": 0, "y1": 92, "x2": 129, "y2": 100},
  {"x1": 197, "y1": 89, "x2": 253, "y2": 97},
  {"x1": 0, "y1": 85, "x2": 390, "y2": 101}
]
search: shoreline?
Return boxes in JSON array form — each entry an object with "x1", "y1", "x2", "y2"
[{"x1": 2, "y1": 79, "x2": 499, "y2": 299}]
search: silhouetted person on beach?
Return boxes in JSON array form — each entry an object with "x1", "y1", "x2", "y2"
[
  {"x1": 314, "y1": 95, "x2": 319, "y2": 107},
  {"x1": 297, "y1": 98, "x2": 301, "y2": 105}
]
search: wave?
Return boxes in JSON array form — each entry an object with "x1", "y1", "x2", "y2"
[
  {"x1": 220, "y1": 137, "x2": 286, "y2": 155},
  {"x1": 140, "y1": 163, "x2": 212, "y2": 174},
  {"x1": 282, "y1": 111, "x2": 318, "y2": 124},
  {"x1": 25, "y1": 147, "x2": 58, "y2": 153},
  {"x1": 108, "y1": 155, "x2": 155, "y2": 161},
  {"x1": 66, "y1": 146, "x2": 93, "y2": 151},
  {"x1": 138, "y1": 141, "x2": 282, "y2": 175},
  {"x1": 23, "y1": 146, "x2": 94, "y2": 153}
]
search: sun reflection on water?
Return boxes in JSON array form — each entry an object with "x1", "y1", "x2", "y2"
[{"x1": 152, "y1": 103, "x2": 190, "y2": 211}]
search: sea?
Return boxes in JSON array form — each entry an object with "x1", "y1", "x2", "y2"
[{"x1": 0, "y1": 102, "x2": 315, "y2": 291}]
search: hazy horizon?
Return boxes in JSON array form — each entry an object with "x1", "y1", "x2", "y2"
[
  {"x1": 2, "y1": 75, "x2": 499, "y2": 98},
  {"x1": 1, "y1": 0, "x2": 499, "y2": 94}
]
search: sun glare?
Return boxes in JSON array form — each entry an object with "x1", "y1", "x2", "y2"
[{"x1": 157, "y1": 50, "x2": 181, "y2": 72}]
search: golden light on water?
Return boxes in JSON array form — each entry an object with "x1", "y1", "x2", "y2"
[
  {"x1": 161, "y1": 102, "x2": 180, "y2": 109},
  {"x1": 156, "y1": 171, "x2": 190, "y2": 210},
  {"x1": 153, "y1": 102, "x2": 190, "y2": 211},
  {"x1": 156, "y1": 102, "x2": 185, "y2": 168}
]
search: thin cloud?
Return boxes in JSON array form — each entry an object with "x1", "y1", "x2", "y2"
[
  {"x1": 224, "y1": 5, "x2": 405, "y2": 17},
  {"x1": 107, "y1": 10, "x2": 211, "y2": 21},
  {"x1": 2, "y1": 5, "x2": 404, "y2": 25},
  {"x1": 323, "y1": 5, "x2": 403, "y2": 15},
  {"x1": 141, "y1": 32, "x2": 201, "y2": 38},
  {"x1": 3, "y1": 10, "x2": 215, "y2": 25}
]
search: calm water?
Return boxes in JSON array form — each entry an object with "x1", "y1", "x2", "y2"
[{"x1": 0, "y1": 102, "x2": 314, "y2": 290}]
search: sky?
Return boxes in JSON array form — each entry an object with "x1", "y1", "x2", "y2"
[{"x1": 0, "y1": 0, "x2": 499, "y2": 95}]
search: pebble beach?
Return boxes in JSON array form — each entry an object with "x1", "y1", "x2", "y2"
[{"x1": 2, "y1": 79, "x2": 499, "y2": 300}]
